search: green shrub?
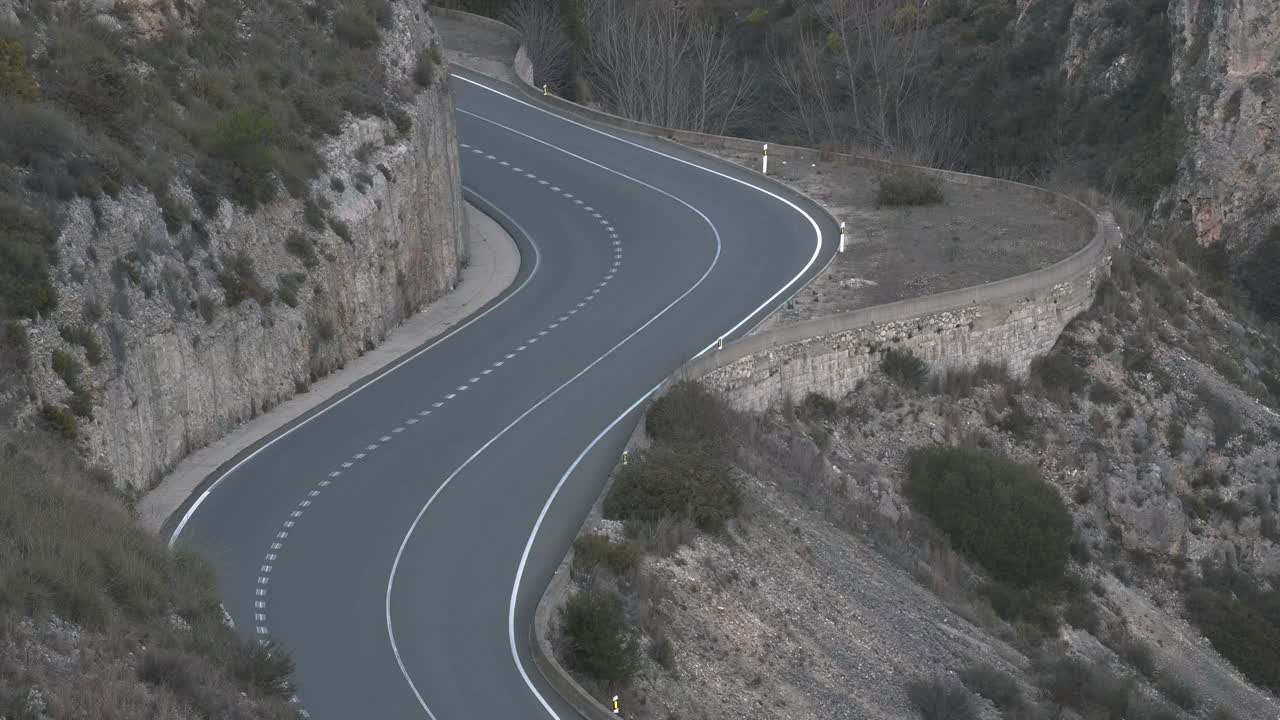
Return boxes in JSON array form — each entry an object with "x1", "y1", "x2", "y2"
[
  {"x1": 1088, "y1": 381, "x2": 1120, "y2": 405},
  {"x1": 572, "y1": 533, "x2": 641, "y2": 577},
  {"x1": 276, "y1": 272, "x2": 305, "y2": 308},
  {"x1": 560, "y1": 590, "x2": 640, "y2": 683},
  {"x1": 414, "y1": 46, "x2": 436, "y2": 88},
  {"x1": 0, "y1": 39, "x2": 41, "y2": 101},
  {"x1": 206, "y1": 105, "x2": 279, "y2": 209},
  {"x1": 234, "y1": 641, "x2": 296, "y2": 697},
  {"x1": 334, "y1": 2, "x2": 380, "y2": 49},
  {"x1": 798, "y1": 391, "x2": 838, "y2": 419},
  {"x1": 1185, "y1": 584, "x2": 1280, "y2": 692},
  {"x1": 906, "y1": 677, "x2": 980, "y2": 720},
  {"x1": 41, "y1": 403, "x2": 78, "y2": 440},
  {"x1": 217, "y1": 251, "x2": 270, "y2": 307},
  {"x1": 904, "y1": 446, "x2": 1072, "y2": 586},
  {"x1": 285, "y1": 230, "x2": 318, "y2": 269},
  {"x1": 329, "y1": 218, "x2": 353, "y2": 244},
  {"x1": 1031, "y1": 346, "x2": 1090, "y2": 405},
  {"x1": 881, "y1": 348, "x2": 930, "y2": 390},
  {"x1": 644, "y1": 380, "x2": 730, "y2": 450},
  {"x1": 604, "y1": 445, "x2": 738, "y2": 533},
  {"x1": 59, "y1": 325, "x2": 104, "y2": 366},
  {"x1": 958, "y1": 663, "x2": 1024, "y2": 711},
  {"x1": 0, "y1": 196, "x2": 57, "y2": 318},
  {"x1": 1197, "y1": 383, "x2": 1241, "y2": 446},
  {"x1": 877, "y1": 171, "x2": 944, "y2": 207}
]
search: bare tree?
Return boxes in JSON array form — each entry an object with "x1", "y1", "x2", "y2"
[
  {"x1": 769, "y1": 29, "x2": 841, "y2": 147},
  {"x1": 580, "y1": 0, "x2": 755, "y2": 134},
  {"x1": 504, "y1": 0, "x2": 572, "y2": 92}
]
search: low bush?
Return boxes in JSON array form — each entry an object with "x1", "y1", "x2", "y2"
[
  {"x1": 905, "y1": 677, "x2": 979, "y2": 720},
  {"x1": 59, "y1": 325, "x2": 104, "y2": 366},
  {"x1": 573, "y1": 533, "x2": 641, "y2": 577},
  {"x1": 285, "y1": 230, "x2": 318, "y2": 269},
  {"x1": 798, "y1": 391, "x2": 838, "y2": 419},
  {"x1": 644, "y1": 380, "x2": 730, "y2": 450},
  {"x1": 904, "y1": 446, "x2": 1072, "y2": 587},
  {"x1": 217, "y1": 251, "x2": 270, "y2": 307},
  {"x1": 1030, "y1": 346, "x2": 1090, "y2": 405},
  {"x1": 881, "y1": 348, "x2": 930, "y2": 390},
  {"x1": 958, "y1": 663, "x2": 1024, "y2": 711},
  {"x1": 329, "y1": 218, "x2": 353, "y2": 244},
  {"x1": 1197, "y1": 383, "x2": 1242, "y2": 446},
  {"x1": 41, "y1": 403, "x2": 78, "y2": 440},
  {"x1": 604, "y1": 445, "x2": 738, "y2": 533},
  {"x1": 276, "y1": 272, "x2": 305, "y2": 308},
  {"x1": 414, "y1": 46, "x2": 437, "y2": 88},
  {"x1": 1185, "y1": 575, "x2": 1280, "y2": 692},
  {"x1": 560, "y1": 590, "x2": 640, "y2": 683},
  {"x1": 877, "y1": 171, "x2": 944, "y2": 207},
  {"x1": 1088, "y1": 381, "x2": 1120, "y2": 405}
]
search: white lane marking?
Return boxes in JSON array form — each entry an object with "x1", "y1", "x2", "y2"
[
  {"x1": 458, "y1": 72, "x2": 830, "y2": 342},
  {"x1": 300, "y1": 500, "x2": 311, "y2": 507},
  {"x1": 499, "y1": 160, "x2": 510, "y2": 166},
  {"x1": 528, "y1": 337, "x2": 538, "y2": 343},
  {"x1": 506, "y1": 353, "x2": 516, "y2": 359},
  {"x1": 457, "y1": 385, "x2": 469, "y2": 392},
  {"x1": 573, "y1": 199, "x2": 583, "y2": 205},
  {"x1": 309, "y1": 490, "x2": 321, "y2": 497},
  {"x1": 547, "y1": 323, "x2": 558, "y2": 329},
  {"x1": 341, "y1": 462, "x2": 353, "y2": 468},
  {"x1": 353, "y1": 453, "x2": 365, "y2": 460},
  {"x1": 329, "y1": 471, "x2": 341, "y2": 477},
  {"x1": 406, "y1": 418, "x2": 419, "y2": 425},
  {"x1": 318, "y1": 480, "x2": 331, "y2": 488},
  {"x1": 471, "y1": 148, "x2": 483, "y2": 154},
  {"x1": 266, "y1": 553, "x2": 277, "y2": 560},
  {"x1": 567, "y1": 309, "x2": 577, "y2": 315},
  {"x1": 537, "y1": 330, "x2": 548, "y2": 337},
  {"x1": 516, "y1": 345, "x2": 527, "y2": 351},
  {"x1": 454, "y1": 71, "x2": 830, "y2": 720},
  {"x1": 525, "y1": 173, "x2": 537, "y2": 179},
  {"x1": 584, "y1": 206, "x2": 594, "y2": 212},
  {"x1": 366, "y1": 444, "x2": 379, "y2": 451},
  {"x1": 446, "y1": 393, "x2": 456, "y2": 400},
  {"x1": 271, "y1": 542, "x2": 283, "y2": 550},
  {"x1": 290, "y1": 511, "x2": 303, "y2": 518},
  {"x1": 576, "y1": 302, "x2": 585, "y2": 308},
  {"x1": 433, "y1": 402, "x2": 444, "y2": 408},
  {"x1": 486, "y1": 154, "x2": 496, "y2": 160},
  {"x1": 482, "y1": 369, "x2": 493, "y2": 375},
  {"x1": 557, "y1": 316, "x2": 568, "y2": 322},
  {"x1": 380, "y1": 436, "x2": 393, "y2": 442},
  {"x1": 513, "y1": 167, "x2": 523, "y2": 172},
  {"x1": 257, "y1": 626, "x2": 268, "y2": 634},
  {"x1": 276, "y1": 531, "x2": 288, "y2": 539},
  {"x1": 538, "y1": 180, "x2": 549, "y2": 185},
  {"x1": 386, "y1": 116, "x2": 728, "y2": 720},
  {"x1": 494, "y1": 361, "x2": 505, "y2": 367},
  {"x1": 470, "y1": 377, "x2": 481, "y2": 383},
  {"x1": 168, "y1": 187, "x2": 544, "y2": 548},
  {"x1": 256, "y1": 601, "x2": 267, "y2": 609},
  {"x1": 550, "y1": 186, "x2": 560, "y2": 191},
  {"x1": 393, "y1": 426, "x2": 405, "y2": 433},
  {"x1": 459, "y1": 143, "x2": 470, "y2": 148},
  {"x1": 283, "y1": 521, "x2": 294, "y2": 528},
  {"x1": 258, "y1": 576, "x2": 269, "y2": 585},
  {"x1": 261, "y1": 565, "x2": 272, "y2": 573}
]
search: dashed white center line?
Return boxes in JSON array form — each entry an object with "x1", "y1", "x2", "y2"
[
  {"x1": 341, "y1": 462, "x2": 353, "y2": 468},
  {"x1": 516, "y1": 345, "x2": 527, "y2": 351},
  {"x1": 499, "y1": 160, "x2": 509, "y2": 166},
  {"x1": 366, "y1": 444, "x2": 378, "y2": 451},
  {"x1": 406, "y1": 418, "x2": 419, "y2": 425},
  {"x1": 470, "y1": 377, "x2": 480, "y2": 383},
  {"x1": 380, "y1": 436, "x2": 392, "y2": 442},
  {"x1": 446, "y1": 393, "x2": 456, "y2": 400},
  {"x1": 353, "y1": 453, "x2": 365, "y2": 460},
  {"x1": 538, "y1": 180, "x2": 549, "y2": 185},
  {"x1": 392, "y1": 426, "x2": 405, "y2": 433},
  {"x1": 433, "y1": 401, "x2": 444, "y2": 408},
  {"x1": 457, "y1": 385, "x2": 469, "y2": 392},
  {"x1": 494, "y1": 360, "x2": 505, "y2": 367},
  {"x1": 482, "y1": 368, "x2": 493, "y2": 375},
  {"x1": 505, "y1": 353, "x2": 516, "y2": 359}
]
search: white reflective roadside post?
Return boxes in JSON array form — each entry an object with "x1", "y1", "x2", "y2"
[
  {"x1": 761, "y1": 143, "x2": 768, "y2": 175},
  {"x1": 839, "y1": 221, "x2": 846, "y2": 253},
  {"x1": 613, "y1": 695, "x2": 620, "y2": 714},
  {"x1": 717, "y1": 336, "x2": 725, "y2": 351},
  {"x1": 622, "y1": 450, "x2": 629, "y2": 466},
  {"x1": 542, "y1": 84, "x2": 548, "y2": 95}
]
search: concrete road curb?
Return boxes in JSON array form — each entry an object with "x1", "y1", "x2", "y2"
[{"x1": 138, "y1": 201, "x2": 521, "y2": 534}]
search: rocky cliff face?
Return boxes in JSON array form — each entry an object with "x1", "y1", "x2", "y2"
[
  {"x1": 1165, "y1": 0, "x2": 1279, "y2": 248},
  {"x1": 21, "y1": 3, "x2": 464, "y2": 491}
]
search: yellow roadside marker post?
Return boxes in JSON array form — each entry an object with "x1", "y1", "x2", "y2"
[{"x1": 613, "y1": 695, "x2": 620, "y2": 714}]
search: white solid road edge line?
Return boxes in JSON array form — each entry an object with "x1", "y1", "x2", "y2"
[
  {"x1": 450, "y1": 74, "x2": 831, "y2": 718},
  {"x1": 386, "y1": 104, "x2": 728, "y2": 720},
  {"x1": 166, "y1": 186, "x2": 543, "y2": 549}
]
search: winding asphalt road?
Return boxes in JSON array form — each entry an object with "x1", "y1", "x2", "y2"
[{"x1": 170, "y1": 68, "x2": 836, "y2": 718}]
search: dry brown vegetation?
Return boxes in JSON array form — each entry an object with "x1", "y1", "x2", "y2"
[{"x1": 0, "y1": 429, "x2": 299, "y2": 719}]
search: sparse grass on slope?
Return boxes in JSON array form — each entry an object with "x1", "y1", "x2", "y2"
[{"x1": 0, "y1": 430, "x2": 299, "y2": 718}]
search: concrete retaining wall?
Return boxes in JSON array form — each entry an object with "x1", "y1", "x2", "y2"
[{"x1": 434, "y1": 7, "x2": 1119, "y2": 717}]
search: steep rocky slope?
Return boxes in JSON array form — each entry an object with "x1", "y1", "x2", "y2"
[{"x1": 2, "y1": 0, "x2": 464, "y2": 491}]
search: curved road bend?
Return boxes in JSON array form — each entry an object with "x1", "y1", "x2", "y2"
[{"x1": 171, "y1": 67, "x2": 836, "y2": 718}]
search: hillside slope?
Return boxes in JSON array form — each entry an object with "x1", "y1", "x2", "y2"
[{"x1": 1, "y1": 0, "x2": 464, "y2": 492}]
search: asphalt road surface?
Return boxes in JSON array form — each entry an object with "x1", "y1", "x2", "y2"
[{"x1": 171, "y1": 68, "x2": 836, "y2": 719}]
